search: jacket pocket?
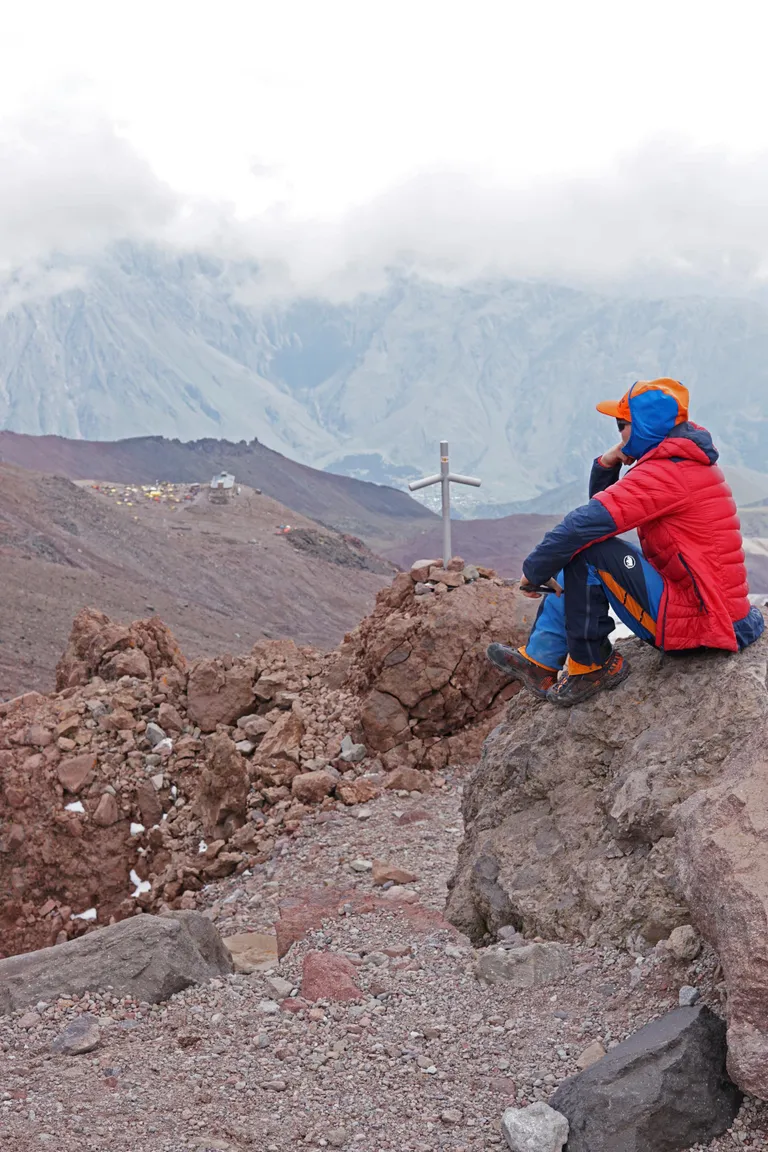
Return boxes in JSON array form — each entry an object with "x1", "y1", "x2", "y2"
[{"x1": 678, "y1": 553, "x2": 707, "y2": 613}]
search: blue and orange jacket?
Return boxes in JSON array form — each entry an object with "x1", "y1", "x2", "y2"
[{"x1": 523, "y1": 380, "x2": 764, "y2": 652}]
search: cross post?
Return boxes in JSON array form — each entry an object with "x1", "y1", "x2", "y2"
[{"x1": 409, "y1": 440, "x2": 481, "y2": 567}]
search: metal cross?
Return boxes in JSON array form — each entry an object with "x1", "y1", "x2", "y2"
[{"x1": 409, "y1": 440, "x2": 481, "y2": 567}]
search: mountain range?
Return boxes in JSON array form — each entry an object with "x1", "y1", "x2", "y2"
[{"x1": 3, "y1": 244, "x2": 768, "y2": 505}]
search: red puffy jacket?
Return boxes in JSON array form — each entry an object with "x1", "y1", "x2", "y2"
[{"x1": 595, "y1": 427, "x2": 751, "y2": 651}]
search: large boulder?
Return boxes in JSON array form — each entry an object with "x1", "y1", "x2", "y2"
[
  {"x1": 0, "y1": 911, "x2": 233, "y2": 1014},
  {"x1": 447, "y1": 638, "x2": 768, "y2": 948},
  {"x1": 676, "y1": 729, "x2": 768, "y2": 1098},
  {"x1": 186, "y1": 657, "x2": 258, "y2": 732},
  {"x1": 550, "y1": 1006, "x2": 741, "y2": 1152},
  {"x1": 345, "y1": 575, "x2": 533, "y2": 769}
]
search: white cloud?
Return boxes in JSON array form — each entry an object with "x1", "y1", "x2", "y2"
[
  {"x1": 199, "y1": 140, "x2": 768, "y2": 300},
  {"x1": 0, "y1": 96, "x2": 179, "y2": 279},
  {"x1": 3, "y1": 91, "x2": 768, "y2": 306}
]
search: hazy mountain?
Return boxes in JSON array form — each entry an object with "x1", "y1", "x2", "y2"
[{"x1": 2, "y1": 245, "x2": 768, "y2": 506}]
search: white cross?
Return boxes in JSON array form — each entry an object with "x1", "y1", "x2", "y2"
[{"x1": 409, "y1": 441, "x2": 481, "y2": 567}]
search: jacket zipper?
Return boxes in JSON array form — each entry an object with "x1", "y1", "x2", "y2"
[{"x1": 678, "y1": 553, "x2": 707, "y2": 613}]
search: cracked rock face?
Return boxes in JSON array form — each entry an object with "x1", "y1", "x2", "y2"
[
  {"x1": 446, "y1": 629, "x2": 768, "y2": 1099},
  {"x1": 348, "y1": 573, "x2": 534, "y2": 771}
]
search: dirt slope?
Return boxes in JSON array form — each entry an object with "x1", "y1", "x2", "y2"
[
  {"x1": 0, "y1": 463, "x2": 392, "y2": 699},
  {"x1": 0, "y1": 432, "x2": 437, "y2": 549}
]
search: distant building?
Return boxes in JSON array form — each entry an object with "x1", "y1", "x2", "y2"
[{"x1": 208, "y1": 472, "x2": 236, "y2": 504}]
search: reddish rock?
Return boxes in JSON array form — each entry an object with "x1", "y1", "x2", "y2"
[
  {"x1": 372, "y1": 860, "x2": 418, "y2": 886},
  {"x1": 157, "y1": 702, "x2": 184, "y2": 733},
  {"x1": 26, "y1": 725, "x2": 53, "y2": 748},
  {"x1": 291, "y1": 771, "x2": 334, "y2": 804},
  {"x1": 345, "y1": 576, "x2": 535, "y2": 768},
  {"x1": 101, "y1": 648, "x2": 151, "y2": 680},
  {"x1": 186, "y1": 658, "x2": 257, "y2": 733},
  {"x1": 385, "y1": 766, "x2": 431, "y2": 793},
  {"x1": 301, "y1": 952, "x2": 361, "y2": 1003},
  {"x1": 135, "y1": 783, "x2": 163, "y2": 828},
  {"x1": 258, "y1": 710, "x2": 304, "y2": 764},
  {"x1": 428, "y1": 567, "x2": 465, "y2": 588},
  {"x1": 280, "y1": 996, "x2": 312, "y2": 1014},
  {"x1": 193, "y1": 732, "x2": 248, "y2": 840},
  {"x1": 360, "y1": 691, "x2": 411, "y2": 753},
  {"x1": 98, "y1": 708, "x2": 136, "y2": 733},
  {"x1": 0, "y1": 823, "x2": 25, "y2": 852},
  {"x1": 55, "y1": 608, "x2": 185, "y2": 691},
  {"x1": 57, "y1": 754, "x2": 97, "y2": 794},
  {"x1": 410, "y1": 558, "x2": 441, "y2": 583},
  {"x1": 335, "y1": 778, "x2": 380, "y2": 806},
  {"x1": 92, "y1": 793, "x2": 120, "y2": 827},
  {"x1": 397, "y1": 807, "x2": 432, "y2": 825}
]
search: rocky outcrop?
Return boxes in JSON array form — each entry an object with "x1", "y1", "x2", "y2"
[
  {"x1": 2, "y1": 572, "x2": 533, "y2": 960},
  {"x1": 447, "y1": 628, "x2": 768, "y2": 1099},
  {"x1": 676, "y1": 730, "x2": 768, "y2": 1099},
  {"x1": 55, "y1": 607, "x2": 186, "y2": 691},
  {"x1": 342, "y1": 568, "x2": 535, "y2": 772},
  {"x1": 447, "y1": 637, "x2": 768, "y2": 949},
  {"x1": 550, "y1": 1006, "x2": 741, "y2": 1151},
  {"x1": 0, "y1": 911, "x2": 233, "y2": 1014}
]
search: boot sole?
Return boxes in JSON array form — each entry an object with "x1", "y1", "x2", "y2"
[{"x1": 547, "y1": 661, "x2": 631, "y2": 707}]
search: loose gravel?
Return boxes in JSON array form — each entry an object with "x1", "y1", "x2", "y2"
[{"x1": 2, "y1": 770, "x2": 766, "y2": 1151}]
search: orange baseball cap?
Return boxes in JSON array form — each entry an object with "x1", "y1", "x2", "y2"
[{"x1": 596, "y1": 378, "x2": 689, "y2": 423}]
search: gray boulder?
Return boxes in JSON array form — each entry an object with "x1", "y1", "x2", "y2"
[
  {"x1": 501, "y1": 1101, "x2": 568, "y2": 1150},
  {"x1": 550, "y1": 1006, "x2": 741, "y2": 1152},
  {"x1": 51, "y1": 1014, "x2": 101, "y2": 1055},
  {"x1": 0, "y1": 912, "x2": 233, "y2": 1015},
  {"x1": 446, "y1": 637, "x2": 767, "y2": 949},
  {"x1": 477, "y1": 942, "x2": 572, "y2": 988}
]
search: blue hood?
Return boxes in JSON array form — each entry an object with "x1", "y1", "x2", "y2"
[{"x1": 624, "y1": 382, "x2": 684, "y2": 460}]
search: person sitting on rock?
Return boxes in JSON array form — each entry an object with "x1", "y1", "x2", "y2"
[{"x1": 487, "y1": 377, "x2": 765, "y2": 706}]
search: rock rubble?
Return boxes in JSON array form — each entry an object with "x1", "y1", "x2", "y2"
[{"x1": 1, "y1": 567, "x2": 531, "y2": 958}]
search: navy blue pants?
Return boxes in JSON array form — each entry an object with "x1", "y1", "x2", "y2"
[{"x1": 525, "y1": 539, "x2": 665, "y2": 669}]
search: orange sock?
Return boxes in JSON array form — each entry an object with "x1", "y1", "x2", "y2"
[{"x1": 566, "y1": 655, "x2": 603, "y2": 675}]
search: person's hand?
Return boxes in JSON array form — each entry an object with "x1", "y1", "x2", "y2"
[
  {"x1": 519, "y1": 575, "x2": 563, "y2": 598},
  {"x1": 599, "y1": 442, "x2": 632, "y2": 469}
]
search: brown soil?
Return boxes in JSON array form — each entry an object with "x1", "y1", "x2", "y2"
[{"x1": 0, "y1": 464, "x2": 390, "y2": 700}]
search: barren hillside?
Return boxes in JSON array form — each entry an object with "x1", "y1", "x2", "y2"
[
  {"x1": 0, "y1": 463, "x2": 393, "y2": 699},
  {"x1": 0, "y1": 432, "x2": 437, "y2": 550}
]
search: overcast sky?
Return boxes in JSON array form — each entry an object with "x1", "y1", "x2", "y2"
[{"x1": 3, "y1": 0, "x2": 768, "y2": 296}]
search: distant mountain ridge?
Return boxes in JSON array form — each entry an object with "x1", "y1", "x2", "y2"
[{"x1": 2, "y1": 244, "x2": 768, "y2": 505}]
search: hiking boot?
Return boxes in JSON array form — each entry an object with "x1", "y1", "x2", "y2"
[
  {"x1": 486, "y1": 643, "x2": 557, "y2": 699},
  {"x1": 547, "y1": 649, "x2": 630, "y2": 707}
]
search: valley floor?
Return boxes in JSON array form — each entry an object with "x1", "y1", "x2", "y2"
[{"x1": 2, "y1": 769, "x2": 765, "y2": 1151}]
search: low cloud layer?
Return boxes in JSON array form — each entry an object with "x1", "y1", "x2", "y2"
[
  {"x1": 226, "y1": 140, "x2": 768, "y2": 300},
  {"x1": 0, "y1": 99, "x2": 178, "y2": 307},
  {"x1": 3, "y1": 102, "x2": 768, "y2": 305}
]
